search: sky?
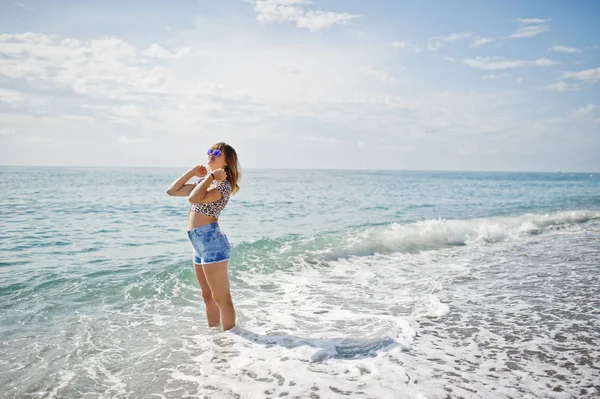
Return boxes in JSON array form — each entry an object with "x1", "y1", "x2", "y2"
[{"x1": 0, "y1": 0, "x2": 599, "y2": 172}]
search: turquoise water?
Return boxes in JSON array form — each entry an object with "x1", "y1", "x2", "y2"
[{"x1": 1, "y1": 166, "x2": 599, "y2": 398}]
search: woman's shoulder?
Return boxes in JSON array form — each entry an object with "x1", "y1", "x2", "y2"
[{"x1": 214, "y1": 179, "x2": 232, "y2": 195}]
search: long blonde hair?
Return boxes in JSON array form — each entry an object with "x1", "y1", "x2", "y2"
[{"x1": 212, "y1": 142, "x2": 241, "y2": 195}]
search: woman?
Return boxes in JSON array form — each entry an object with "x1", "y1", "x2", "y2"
[{"x1": 166, "y1": 142, "x2": 241, "y2": 331}]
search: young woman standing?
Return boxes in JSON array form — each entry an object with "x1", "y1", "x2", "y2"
[{"x1": 166, "y1": 142, "x2": 241, "y2": 331}]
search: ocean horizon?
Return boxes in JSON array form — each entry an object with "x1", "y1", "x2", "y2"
[{"x1": 2, "y1": 165, "x2": 598, "y2": 174}]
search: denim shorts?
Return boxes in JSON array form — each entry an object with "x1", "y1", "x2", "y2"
[{"x1": 187, "y1": 222, "x2": 231, "y2": 265}]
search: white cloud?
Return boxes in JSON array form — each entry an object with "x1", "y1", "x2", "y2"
[
  {"x1": 0, "y1": 88, "x2": 26, "y2": 102},
  {"x1": 571, "y1": 104, "x2": 596, "y2": 118},
  {"x1": 1, "y1": 30, "x2": 433, "y2": 146},
  {"x1": 550, "y1": 45, "x2": 581, "y2": 53},
  {"x1": 361, "y1": 68, "x2": 395, "y2": 84},
  {"x1": 247, "y1": 0, "x2": 359, "y2": 31},
  {"x1": 252, "y1": 0, "x2": 304, "y2": 23},
  {"x1": 464, "y1": 57, "x2": 528, "y2": 70},
  {"x1": 482, "y1": 73, "x2": 509, "y2": 80},
  {"x1": 425, "y1": 32, "x2": 471, "y2": 52},
  {"x1": 534, "y1": 58, "x2": 560, "y2": 66},
  {"x1": 433, "y1": 32, "x2": 472, "y2": 43},
  {"x1": 142, "y1": 43, "x2": 191, "y2": 59},
  {"x1": 0, "y1": 32, "x2": 171, "y2": 100},
  {"x1": 517, "y1": 18, "x2": 552, "y2": 25},
  {"x1": 471, "y1": 36, "x2": 495, "y2": 47},
  {"x1": 109, "y1": 104, "x2": 145, "y2": 118},
  {"x1": 0, "y1": 32, "x2": 271, "y2": 139},
  {"x1": 563, "y1": 67, "x2": 600, "y2": 83},
  {"x1": 0, "y1": 127, "x2": 17, "y2": 136},
  {"x1": 464, "y1": 57, "x2": 558, "y2": 70},
  {"x1": 546, "y1": 81, "x2": 580, "y2": 92},
  {"x1": 470, "y1": 17, "x2": 550, "y2": 48},
  {"x1": 506, "y1": 17, "x2": 552, "y2": 39},
  {"x1": 510, "y1": 24, "x2": 550, "y2": 39},
  {"x1": 426, "y1": 41, "x2": 444, "y2": 52},
  {"x1": 297, "y1": 10, "x2": 358, "y2": 31},
  {"x1": 391, "y1": 41, "x2": 422, "y2": 53}
]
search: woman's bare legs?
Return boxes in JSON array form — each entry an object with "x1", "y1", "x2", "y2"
[
  {"x1": 202, "y1": 260, "x2": 236, "y2": 331},
  {"x1": 193, "y1": 263, "x2": 221, "y2": 327}
]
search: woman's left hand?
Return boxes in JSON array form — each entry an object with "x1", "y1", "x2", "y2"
[
  {"x1": 194, "y1": 165, "x2": 208, "y2": 177},
  {"x1": 212, "y1": 168, "x2": 227, "y2": 181}
]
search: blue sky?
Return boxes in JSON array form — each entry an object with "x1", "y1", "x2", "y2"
[{"x1": 0, "y1": 0, "x2": 599, "y2": 171}]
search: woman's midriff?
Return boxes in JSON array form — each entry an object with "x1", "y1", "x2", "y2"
[{"x1": 188, "y1": 211, "x2": 218, "y2": 231}]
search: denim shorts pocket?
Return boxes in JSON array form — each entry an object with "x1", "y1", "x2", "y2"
[{"x1": 220, "y1": 233, "x2": 231, "y2": 250}]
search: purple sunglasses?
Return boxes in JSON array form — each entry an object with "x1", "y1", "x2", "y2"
[{"x1": 207, "y1": 148, "x2": 222, "y2": 157}]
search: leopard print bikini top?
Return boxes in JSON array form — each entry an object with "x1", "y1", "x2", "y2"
[{"x1": 189, "y1": 178, "x2": 232, "y2": 219}]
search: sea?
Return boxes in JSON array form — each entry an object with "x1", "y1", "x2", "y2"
[{"x1": 1, "y1": 166, "x2": 599, "y2": 399}]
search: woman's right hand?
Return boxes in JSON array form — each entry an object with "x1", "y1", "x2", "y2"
[
  {"x1": 211, "y1": 168, "x2": 227, "y2": 181},
  {"x1": 191, "y1": 165, "x2": 207, "y2": 177}
]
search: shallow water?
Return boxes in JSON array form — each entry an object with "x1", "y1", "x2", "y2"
[{"x1": 1, "y1": 167, "x2": 599, "y2": 398}]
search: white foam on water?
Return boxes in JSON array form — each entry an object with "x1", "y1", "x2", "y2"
[
  {"x1": 395, "y1": 220, "x2": 600, "y2": 398},
  {"x1": 154, "y1": 247, "x2": 469, "y2": 397},
  {"x1": 328, "y1": 210, "x2": 600, "y2": 258},
  {"x1": 159, "y1": 217, "x2": 599, "y2": 398},
  {"x1": 4, "y1": 211, "x2": 598, "y2": 398},
  {"x1": 411, "y1": 294, "x2": 451, "y2": 318},
  {"x1": 169, "y1": 326, "x2": 423, "y2": 399}
]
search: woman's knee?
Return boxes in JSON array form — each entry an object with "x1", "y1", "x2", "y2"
[
  {"x1": 201, "y1": 291, "x2": 215, "y2": 305},
  {"x1": 212, "y1": 292, "x2": 233, "y2": 307}
]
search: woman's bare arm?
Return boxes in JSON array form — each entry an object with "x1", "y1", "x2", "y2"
[
  {"x1": 188, "y1": 174, "x2": 223, "y2": 204},
  {"x1": 166, "y1": 168, "x2": 197, "y2": 196}
]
